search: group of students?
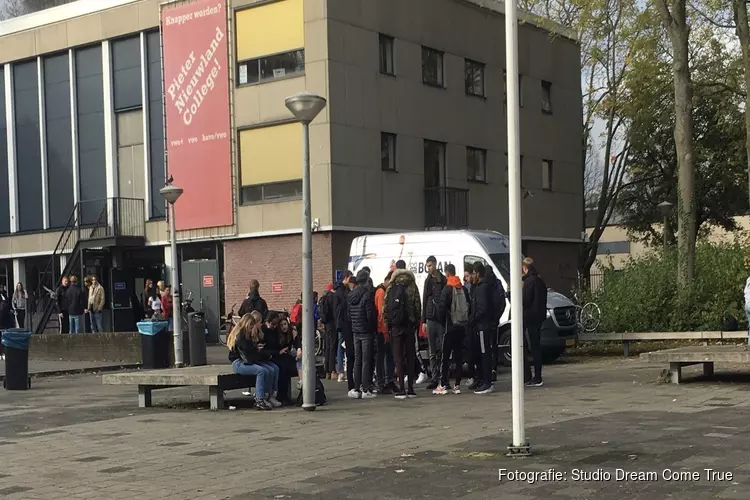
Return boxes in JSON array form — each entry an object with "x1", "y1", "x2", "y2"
[
  {"x1": 54, "y1": 274, "x2": 106, "y2": 334},
  {"x1": 226, "y1": 287, "x2": 304, "y2": 411},
  {"x1": 317, "y1": 255, "x2": 549, "y2": 400}
]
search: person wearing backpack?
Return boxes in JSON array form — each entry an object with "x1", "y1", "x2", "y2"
[
  {"x1": 422, "y1": 256, "x2": 447, "y2": 390},
  {"x1": 319, "y1": 284, "x2": 338, "y2": 379},
  {"x1": 522, "y1": 257, "x2": 547, "y2": 387},
  {"x1": 383, "y1": 260, "x2": 422, "y2": 399},
  {"x1": 435, "y1": 264, "x2": 470, "y2": 395},
  {"x1": 374, "y1": 271, "x2": 396, "y2": 394}
]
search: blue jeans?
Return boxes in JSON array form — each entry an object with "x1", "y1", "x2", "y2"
[
  {"x1": 337, "y1": 331, "x2": 344, "y2": 373},
  {"x1": 257, "y1": 361, "x2": 279, "y2": 393},
  {"x1": 232, "y1": 359, "x2": 278, "y2": 399},
  {"x1": 90, "y1": 311, "x2": 104, "y2": 333},
  {"x1": 69, "y1": 315, "x2": 82, "y2": 334}
]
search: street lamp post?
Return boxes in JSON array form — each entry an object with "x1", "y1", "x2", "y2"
[
  {"x1": 506, "y1": 0, "x2": 529, "y2": 456},
  {"x1": 285, "y1": 91, "x2": 327, "y2": 411},
  {"x1": 658, "y1": 201, "x2": 673, "y2": 252},
  {"x1": 160, "y1": 183, "x2": 184, "y2": 368}
]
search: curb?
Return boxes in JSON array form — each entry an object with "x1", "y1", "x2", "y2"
[{"x1": 0, "y1": 363, "x2": 141, "y2": 382}]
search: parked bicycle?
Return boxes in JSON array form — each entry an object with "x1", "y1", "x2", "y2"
[{"x1": 573, "y1": 291, "x2": 602, "y2": 333}]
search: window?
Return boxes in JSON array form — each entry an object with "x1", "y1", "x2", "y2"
[
  {"x1": 541, "y1": 80, "x2": 553, "y2": 114},
  {"x1": 237, "y1": 49, "x2": 305, "y2": 86},
  {"x1": 239, "y1": 123, "x2": 304, "y2": 204},
  {"x1": 465, "y1": 59, "x2": 485, "y2": 97},
  {"x1": 421, "y1": 47, "x2": 444, "y2": 87},
  {"x1": 381, "y1": 132, "x2": 397, "y2": 171},
  {"x1": 542, "y1": 159, "x2": 553, "y2": 190},
  {"x1": 466, "y1": 147, "x2": 487, "y2": 182},
  {"x1": 503, "y1": 71, "x2": 523, "y2": 106},
  {"x1": 597, "y1": 241, "x2": 630, "y2": 255},
  {"x1": 424, "y1": 140, "x2": 446, "y2": 187},
  {"x1": 240, "y1": 181, "x2": 303, "y2": 204},
  {"x1": 379, "y1": 34, "x2": 395, "y2": 75}
]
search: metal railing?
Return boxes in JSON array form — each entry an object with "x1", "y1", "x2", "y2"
[
  {"x1": 30, "y1": 197, "x2": 145, "y2": 334},
  {"x1": 424, "y1": 187, "x2": 470, "y2": 229}
]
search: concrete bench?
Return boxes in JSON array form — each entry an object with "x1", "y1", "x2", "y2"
[
  {"x1": 102, "y1": 365, "x2": 255, "y2": 410},
  {"x1": 579, "y1": 331, "x2": 748, "y2": 357},
  {"x1": 640, "y1": 345, "x2": 750, "y2": 384}
]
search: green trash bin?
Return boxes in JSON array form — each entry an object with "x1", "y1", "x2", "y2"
[{"x1": 2, "y1": 329, "x2": 32, "y2": 390}]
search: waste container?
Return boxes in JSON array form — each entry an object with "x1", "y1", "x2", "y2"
[
  {"x1": 137, "y1": 321, "x2": 170, "y2": 369},
  {"x1": 187, "y1": 312, "x2": 208, "y2": 366},
  {"x1": 2, "y1": 329, "x2": 32, "y2": 390}
]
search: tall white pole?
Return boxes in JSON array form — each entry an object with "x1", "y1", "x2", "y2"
[
  {"x1": 170, "y1": 202, "x2": 183, "y2": 368},
  {"x1": 505, "y1": 0, "x2": 529, "y2": 455},
  {"x1": 300, "y1": 121, "x2": 316, "y2": 411}
]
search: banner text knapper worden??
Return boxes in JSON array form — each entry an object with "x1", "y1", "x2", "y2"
[
  {"x1": 167, "y1": 25, "x2": 225, "y2": 126},
  {"x1": 163, "y1": 2, "x2": 222, "y2": 27}
]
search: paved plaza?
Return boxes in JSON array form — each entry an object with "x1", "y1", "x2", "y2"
[{"x1": 1, "y1": 357, "x2": 749, "y2": 499}]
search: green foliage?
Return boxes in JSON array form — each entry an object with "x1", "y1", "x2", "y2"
[{"x1": 593, "y1": 241, "x2": 748, "y2": 332}]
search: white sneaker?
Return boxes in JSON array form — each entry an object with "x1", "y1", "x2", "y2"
[
  {"x1": 452, "y1": 385, "x2": 462, "y2": 395},
  {"x1": 348, "y1": 389, "x2": 362, "y2": 399},
  {"x1": 337, "y1": 373, "x2": 345, "y2": 383},
  {"x1": 242, "y1": 391, "x2": 252, "y2": 397},
  {"x1": 361, "y1": 391, "x2": 377, "y2": 399},
  {"x1": 268, "y1": 393, "x2": 282, "y2": 407},
  {"x1": 415, "y1": 373, "x2": 428, "y2": 385},
  {"x1": 432, "y1": 385, "x2": 448, "y2": 395},
  {"x1": 465, "y1": 378, "x2": 474, "y2": 388}
]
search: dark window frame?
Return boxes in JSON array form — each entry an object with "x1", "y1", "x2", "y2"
[
  {"x1": 542, "y1": 159, "x2": 553, "y2": 191},
  {"x1": 379, "y1": 34, "x2": 395, "y2": 76},
  {"x1": 421, "y1": 46, "x2": 445, "y2": 88},
  {"x1": 239, "y1": 179, "x2": 303, "y2": 205},
  {"x1": 424, "y1": 139, "x2": 447, "y2": 188},
  {"x1": 381, "y1": 132, "x2": 397, "y2": 172},
  {"x1": 464, "y1": 59, "x2": 485, "y2": 97},
  {"x1": 541, "y1": 80, "x2": 553, "y2": 114},
  {"x1": 236, "y1": 48, "x2": 305, "y2": 87},
  {"x1": 466, "y1": 146, "x2": 487, "y2": 183}
]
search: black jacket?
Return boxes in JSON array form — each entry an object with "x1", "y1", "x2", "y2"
[
  {"x1": 238, "y1": 293, "x2": 269, "y2": 320},
  {"x1": 261, "y1": 325, "x2": 281, "y2": 359},
  {"x1": 469, "y1": 275, "x2": 494, "y2": 333},
  {"x1": 522, "y1": 271, "x2": 547, "y2": 325},
  {"x1": 334, "y1": 282, "x2": 351, "y2": 332},
  {"x1": 318, "y1": 291, "x2": 335, "y2": 325},
  {"x1": 422, "y1": 272, "x2": 447, "y2": 322},
  {"x1": 347, "y1": 286, "x2": 375, "y2": 335},
  {"x1": 65, "y1": 285, "x2": 86, "y2": 315},
  {"x1": 228, "y1": 333, "x2": 262, "y2": 365},
  {"x1": 55, "y1": 285, "x2": 68, "y2": 312},
  {"x1": 438, "y1": 282, "x2": 471, "y2": 332}
]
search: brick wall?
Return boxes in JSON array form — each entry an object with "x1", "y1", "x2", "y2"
[{"x1": 223, "y1": 233, "x2": 334, "y2": 312}]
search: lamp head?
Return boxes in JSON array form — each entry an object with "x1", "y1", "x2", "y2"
[
  {"x1": 657, "y1": 201, "x2": 673, "y2": 217},
  {"x1": 160, "y1": 184, "x2": 183, "y2": 205},
  {"x1": 285, "y1": 91, "x2": 327, "y2": 123}
]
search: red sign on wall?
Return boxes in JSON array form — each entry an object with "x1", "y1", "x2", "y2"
[
  {"x1": 202, "y1": 275, "x2": 214, "y2": 287},
  {"x1": 272, "y1": 282, "x2": 283, "y2": 293},
  {"x1": 161, "y1": 0, "x2": 233, "y2": 231}
]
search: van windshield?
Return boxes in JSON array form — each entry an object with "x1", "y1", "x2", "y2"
[{"x1": 489, "y1": 253, "x2": 511, "y2": 282}]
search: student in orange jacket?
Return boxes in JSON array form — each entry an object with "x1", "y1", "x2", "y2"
[{"x1": 374, "y1": 271, "x2": 396, "y2": 394}]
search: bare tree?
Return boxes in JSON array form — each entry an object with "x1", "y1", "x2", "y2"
[
  {"x1": 654, "y1": 0, "x2": 698, "y2": 287},
  {"x1": 2, "y1": 0, "x2": 73, "y2": 18}
]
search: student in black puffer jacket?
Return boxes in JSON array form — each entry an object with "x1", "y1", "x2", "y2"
[{"x1": 347, "y1": 270, "x2": 376, "y2": 399}]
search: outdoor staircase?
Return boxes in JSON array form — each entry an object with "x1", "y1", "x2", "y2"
[{"x1": 30, "y1": 198, "x2": 146, "y2": 335}]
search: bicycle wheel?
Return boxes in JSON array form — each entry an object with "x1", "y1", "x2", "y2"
[
  {"x1": 315, "y1": 329, "x2": 323, "y2": 357},
  {"x1": 580, "y1": 302, "x2": 601, "y2": 333},
  {"x1": 575, "y1": 305, "x2": 584, "y2": 331}
]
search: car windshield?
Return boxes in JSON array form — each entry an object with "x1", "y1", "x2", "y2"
[{"x1": 489, "y1": 253, "x2": 511, "y2": 283}]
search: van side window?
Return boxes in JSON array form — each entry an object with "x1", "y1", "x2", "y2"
[{"x1": 464, "y1": 255, "x2": 487, "y2": 276}]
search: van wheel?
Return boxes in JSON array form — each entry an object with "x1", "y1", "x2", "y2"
[{"x1": 497, "y1": 329, "x2": 511, "y2": 368}]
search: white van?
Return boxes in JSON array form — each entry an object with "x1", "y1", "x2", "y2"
[{"x1": 347, "y1": 230, "x2": 577, "y2": 365}]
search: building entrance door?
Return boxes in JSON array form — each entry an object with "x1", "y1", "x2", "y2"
[{"x1": 181, "y1": 259, "x2": 220, "y2": 342}]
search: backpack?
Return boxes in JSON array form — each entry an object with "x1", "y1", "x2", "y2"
[
  {"x1": 450, "y1": 287, "x2": 469, "y2": 327},
  {"x1": 319, "y1": 294, "x2": 333, "y2": 324},
  {"x1": 492, "y1": 279, "x2": 507, "y2": 324},
  {"x1": 295, "y1": 377, "x2": 328, "y2": 406},
  {"x1": 387, "y1": 283, "x2": 410, "y2": 327},
  {"x1": 290, "y1": 303, "x2": 302, "y2": 324}
]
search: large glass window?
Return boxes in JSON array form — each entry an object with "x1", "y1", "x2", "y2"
[
  {"x1": 422, "y1": 47, "x2": 444, "y2": 87},
  {"x1": 465, "y1": 59, "x2": 485, "y2": 97},
  {"x1": 237, "y1": 49, "x2": 305, "y2": 86}
]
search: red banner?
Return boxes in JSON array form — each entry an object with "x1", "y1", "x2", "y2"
[{"x1": 161, "y1": 0, "x2": 232, "y2": 231}]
